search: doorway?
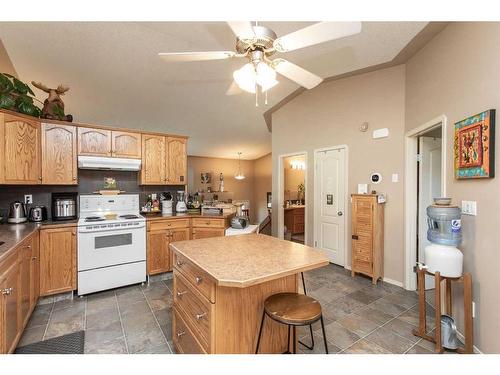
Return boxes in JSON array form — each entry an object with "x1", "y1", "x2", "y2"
[
  {"x1": 313, "y1": 146, "x2": 348, "y2": 266},
  {"x1": 277, "y1": 152, "x2": 308, "y2": 245},
  {"x1": 404, "y1": 116, "x2": 447, "y2": 290}
]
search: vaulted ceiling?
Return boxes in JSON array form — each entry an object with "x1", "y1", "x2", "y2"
[{"x1": 0, "y1": 22, "x2": 428, "y2": 159}]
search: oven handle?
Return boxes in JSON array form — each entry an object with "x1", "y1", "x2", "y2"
[{"x1": 78, "y1": 225, "x2": 146, "y2": 234}]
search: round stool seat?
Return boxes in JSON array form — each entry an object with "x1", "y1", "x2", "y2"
[{"x1": 264, "y1": 292, "x2": 322, "y2": 326}]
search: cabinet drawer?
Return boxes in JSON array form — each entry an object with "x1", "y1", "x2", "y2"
[
  {"x1": 173, "y1": 252, "x2": 216, "y2": 303},
  {"x1": 148, "y1": 219, "x2": 190, "y2": 231},
  {"x1": 173, "y1": 272, "x2": 212, "y2": 351},
  {"x1": 173, "y1": 307, "x2": 207, "y2": 354},
  {"x1": 191, "y1": 218, "x2": 225, "y2": 228},
  {"x1": 353, "y1": 260, "x2": 372, "y2": 275}
]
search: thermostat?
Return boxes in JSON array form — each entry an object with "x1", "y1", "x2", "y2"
[{"x1": 370, "y1": 172, "x2": 382, "y2": 184}]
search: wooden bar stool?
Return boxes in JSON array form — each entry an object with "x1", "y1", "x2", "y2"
[
  {"x1": 255, "y1": 292, "x2": 329, "y2": 354},
  {"x1": 298, "y1": 272, "x2": 315, "y2": 350}
]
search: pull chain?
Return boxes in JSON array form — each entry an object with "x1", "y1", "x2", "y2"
[{"x1": 265, "y1": 89, "x2": 268, "y2": 105}]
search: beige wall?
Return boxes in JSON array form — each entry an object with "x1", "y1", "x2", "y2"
[
  {"x1": 0, "y1": 39, "x2": 17, "y2": 76},
  {"x1": 188, "y1": 154, "x2": 272, "y2": 224},
  {"x1": 272, "y1": 65, "x2": 406, "y2": 283},
  {"x1": 252, "y1": 153, "x2": 272, "y2": 224},
  {"x1": 406, "y1": 22, "x2": 500, "y2": 353}
]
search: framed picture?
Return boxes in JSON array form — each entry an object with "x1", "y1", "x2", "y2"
[{"x1": 454, "y1": 109, "x2": 495, "y2": 179}]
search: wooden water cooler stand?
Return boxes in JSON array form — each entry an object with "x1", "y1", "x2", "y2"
[{"x1": 412, "y1": 268, "x2": 474, "y2": 353}]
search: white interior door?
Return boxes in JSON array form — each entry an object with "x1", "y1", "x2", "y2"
[
  {"x1": 314, "y1": 148, "x2": 346, "y2": 265},
  {"x1": 418, "y1": 136, "x2": 442, "y2": 289}
]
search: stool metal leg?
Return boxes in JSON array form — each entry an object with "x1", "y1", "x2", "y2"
[
  {"x1": 255, "y1": 310, "x2": 266, "y2": 354},
  {"x1": 320, "y1": 315, "x2": 329, "y2": 354},
  {"x1": 293, "y1": 326, "x2": 297, "y2": 354},
  {"x1": 298, "y1": 272, "x2": 315, "y2": 351},
  {"x1": 286, "y1": 325, "x2": 291, "y2": 354}
]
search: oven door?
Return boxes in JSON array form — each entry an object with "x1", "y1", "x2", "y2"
[{"x1": 78, "y1": 226, "x2": 146, "y2": 271}]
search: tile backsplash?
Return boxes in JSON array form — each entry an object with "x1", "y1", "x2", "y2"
[{"x1": 0, "y1": 170, "x2": 181, "y2": 221}]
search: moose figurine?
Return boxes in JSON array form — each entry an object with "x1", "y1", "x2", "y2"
[{"x1": 31, "y1": 81, "x2": 73, "y2": 122}]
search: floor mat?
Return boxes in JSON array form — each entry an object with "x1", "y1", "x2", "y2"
[{"x1": 15, "y1": 331, "x2": 85, "y2": 354}]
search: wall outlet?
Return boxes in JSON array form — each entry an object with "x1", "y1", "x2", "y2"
[
  {"x1": 472, "y1": 301, "x2": 476, "y2": 318},
  {"x1": 24, "y1": 194, "x2": 33, "y2": 204},
  {"x1": 391, "y1": 173, "x2": 399, "y2": 183},
  {"x1": 461, "y1": 200, "x2": 477, "y2": 216}
]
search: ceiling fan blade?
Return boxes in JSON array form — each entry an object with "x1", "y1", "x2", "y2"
[
  {"x1": 227, "y1": 21, "x2": 255, "y2": 39},
  {"x1": 158, "y1": 51, "x2": 236, "y2": 62},
  {"x1": 225, "y1": 81, "x2": 242, "y2": 96},
  {"x1": 273, "y1": 22, "x2": 362, "y2": 52},
  {"x1": 273, "y1": 59, "x2": 323, "y2": 89}
]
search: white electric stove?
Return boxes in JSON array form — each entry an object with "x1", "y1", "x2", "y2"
[{"x1": 77, "y1": 194, "x2": 146, "y2": 295}]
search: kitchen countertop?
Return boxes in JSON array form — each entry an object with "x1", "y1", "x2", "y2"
[
  {"x1": 169, "y1": 233, "x2": 329, "y2": 288},
  {"x1": 225, "y1": 224, "x2": 259, "y2": 236},
  {"x1": 143, "y1": 212, "x2": 234, "y2": 221},
  {"x1": 284, "y1": 205, "x2": 305, "y2": 211},
  {"x1": 0, "y1": 219, "x2": 78, "y2": 263}
]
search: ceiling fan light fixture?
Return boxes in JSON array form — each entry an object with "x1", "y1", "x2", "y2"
[{"x1": 233, "y1": 63, "x2": 256, "y2": 93}]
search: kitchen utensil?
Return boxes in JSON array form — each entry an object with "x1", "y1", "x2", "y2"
[
  {"x1": 52, "y1": 192, "x2": 78, "y2": 221},
  {"x1": 8, "y1": 201, "x2": 27, "y2": 223},
  {"x1": 441, "y1": 315, "x2": 460, "y2": 350},
  {"x1": 29, "y1": 205, "x2": 48, "y2": 222}
]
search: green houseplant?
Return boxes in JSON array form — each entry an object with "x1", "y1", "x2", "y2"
[{"x1": 0, "y1": 72, "x2": 42, "y2": 117}]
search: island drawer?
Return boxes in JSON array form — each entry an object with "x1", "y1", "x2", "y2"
[
  {"x1": 173, "y1": 271, "x2": 213, "y2": 351},
  {"x1": 147, "y1": 219, "x2": 190, "y2": 231},
  {"x1": 191, "y1": 218, "x2": 225, "y2": 228},
  {"x1": 173, "y1": 307, "x2": 207, "y2": 354},
  {"x1": 173, "y1": 252, "x2": 216, "y2": 303}
]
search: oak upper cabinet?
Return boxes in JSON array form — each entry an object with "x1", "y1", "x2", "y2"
[
  {"x1": 41, "y1": 123, "x2": 77, "y2": 184},
  {"x1": 167, "y1": 136, "x2": 187, "y2": 185},
  {"x1": 0, "y1": 112, "x2": 41, "y2": 184},
  {"x1": 78, "y1": 127, "x2": 112, "y2": 156},
  {"x1": 39, "y1": 227, "x2": 77, "y2": 296},
  {"x1": 0, "y1": 253, "x2": 20, "y2": 354},
  {"x1": 141, "y1": 134, "x2": 166, "y2": 185},
  {"x1": 111, "y1": 131, "x2": 141, "y2": 159}
]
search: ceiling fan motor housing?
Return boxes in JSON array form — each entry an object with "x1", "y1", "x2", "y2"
[{"x1": 235, "y1": 25, "x2": 277, "y2": 55}]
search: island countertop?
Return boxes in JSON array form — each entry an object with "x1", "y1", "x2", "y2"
[{"x1": 169, "y1": 233, "x2": 329, "y2": 288}]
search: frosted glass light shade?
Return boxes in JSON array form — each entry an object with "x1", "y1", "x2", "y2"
[{"x1": 233, "y1": 63, "x2": 256, "y2": 93}]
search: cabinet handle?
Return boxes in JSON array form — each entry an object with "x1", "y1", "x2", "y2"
[
  {"x1": 205, "y1": 222, "x2": 210, "y2": 225},
  {"x1": 195, "y1": 312, "x2": 207, "y2": 320},
  {"x1": 38, "y1": 176, "x2": 42, "y2": 180},
  {"x1": 352, "y1": 235, "x2": 359, "y2": 240},
  {"x1": 195, "y1": 276, "x2": 203, "y2": 284},
  {"x1": 27, "y1": 245, "x2": 31, "y2": 249},
  {"x1": 2, "y1": 287, "x2": 13, "y2": 295},
  {"x1": 32, "y1": 256, "x2": 37, "y2": 261},
  {"x1": 176, "y1": 260, "x2": 184, "y2": 267},
  {"x1": 176, "y1": 290, "x2": 187, "y2": 297},
  {"x1": 177, "y1": 331, "x2": 186, "y2": 338},
  {"x1": 73, "y1": 177, "x2": 77, "y2": 180}
]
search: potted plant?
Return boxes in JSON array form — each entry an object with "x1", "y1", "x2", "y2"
[{"x1": 0, "y1": 72, "x2": 42, "y2": 117}]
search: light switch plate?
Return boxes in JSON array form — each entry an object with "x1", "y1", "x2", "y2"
[
  {"x1": 372, "y1": 128, "x2": 389, "y2": 139},
  {"x1": 461, "y1": 200, "x2": 477, "y2": 216},
  {"x1": 392, "y1": 173, "x2": 399, "y2": 183}
]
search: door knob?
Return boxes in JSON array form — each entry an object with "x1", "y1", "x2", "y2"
[{"x1": 338, "y1": 211, "x2": 343, "y2": 216}]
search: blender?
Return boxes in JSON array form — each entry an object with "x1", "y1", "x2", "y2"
[{"x1": 176, "y1": 190, "x2": 187, "y2": 213}]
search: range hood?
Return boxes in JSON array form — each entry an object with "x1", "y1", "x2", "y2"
[{"x1": 78, "y1": 156, "x2": 141, "y2": 171}]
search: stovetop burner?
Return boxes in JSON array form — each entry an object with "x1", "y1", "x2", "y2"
[
  {"x1": 119, "y1": 214, "x2": 140, "y2": 219},
  {"x1": 85, "y1": 216, "x2": 105, "y2": 222}
]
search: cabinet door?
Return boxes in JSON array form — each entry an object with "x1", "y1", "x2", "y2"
[
  {"x1": 19, "y1": 242, "x2": 32, "y2": 327},
  {"x1": 1, "y1": 261, "x2": 20, "y2": 354},
  {"x1": 30, "y1": 233, "x2": 40, "y2": 310},
  {"x1": 191, "y1": 227, "x2": 225, "y2": 240},
  {"x1": 147, "y1": 230, "x2": 170, "y2": 275},
  {"x1": 141, "y1": 135, "x2": 166, "y2": 185},
  {"x1": 166, "y1": 137, "x2": 187, "y2": 185},
  {"x1": 40, "y1": 228, "x2": 77, "y2": 296},
  {"x1": 1, "y1": 114, "x2": 41, "y2": 184},
  {"x1": 41, "y1": 123, "x2": 77, "y2": 184},
  {"x1": 78, "y1": 127, "x2": 111, "y2": 156},
  {"x1": 112, "y1": 131, "x2": 141, "y2": 159},
  {"x1": 170, "y1": 228, "x2": 190, "y2": 270}
]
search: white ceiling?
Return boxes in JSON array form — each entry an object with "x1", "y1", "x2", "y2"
[{"x1": 0, "y1": 22, "x2": 427, "y2": 159}]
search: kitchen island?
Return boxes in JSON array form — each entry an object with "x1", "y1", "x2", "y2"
[{"x1": 169, "y1": 234, "x2": 329, "y2": 354}]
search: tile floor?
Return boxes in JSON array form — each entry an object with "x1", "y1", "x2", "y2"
[{"x1": 18, "y1": 264, "x2": 445, "y2": 354}]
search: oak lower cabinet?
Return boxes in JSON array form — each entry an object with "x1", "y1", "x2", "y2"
[
  {"x1": 147, "y1": 219, "x2": 190, "y2": 275},
  {"x1": 39, "y1": 227, "x2": 77, "y2": 296},
  {"x1": 284, "y1": 207, "x2": 305, "y2": 235},
  {"x1": 0, "y1": 112, "x2": 41, "y2": 184},
  {"x1": 41, "y1": 123, "x2": 78, "y2": 184},
  {"x1": 191, "y1": 217, "x2": 230, "y2": 239},
  {"x1": 191, "y1": 227, "x2": 225, "y2": 239},
  {"x1": 350, "y1": 194, "x2": 384, "y2": 284},
  {"x1": 0, "y1": 231, "x2": 39, "y2": 354}
]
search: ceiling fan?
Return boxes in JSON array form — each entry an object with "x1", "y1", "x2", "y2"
[{"x1": 158, "y1": 21, "x2": 362, "y2": 101}]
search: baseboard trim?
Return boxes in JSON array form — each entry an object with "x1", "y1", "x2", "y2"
[
  {"x1": 382, "y1": 277, "x2": 404, "y2": 287},
  {"x1": 455, "y1": 329, "x2": 483, "y2": 354},
  {"x1": 344, "y1": 265, "x2": 351, "y2": 271}
]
